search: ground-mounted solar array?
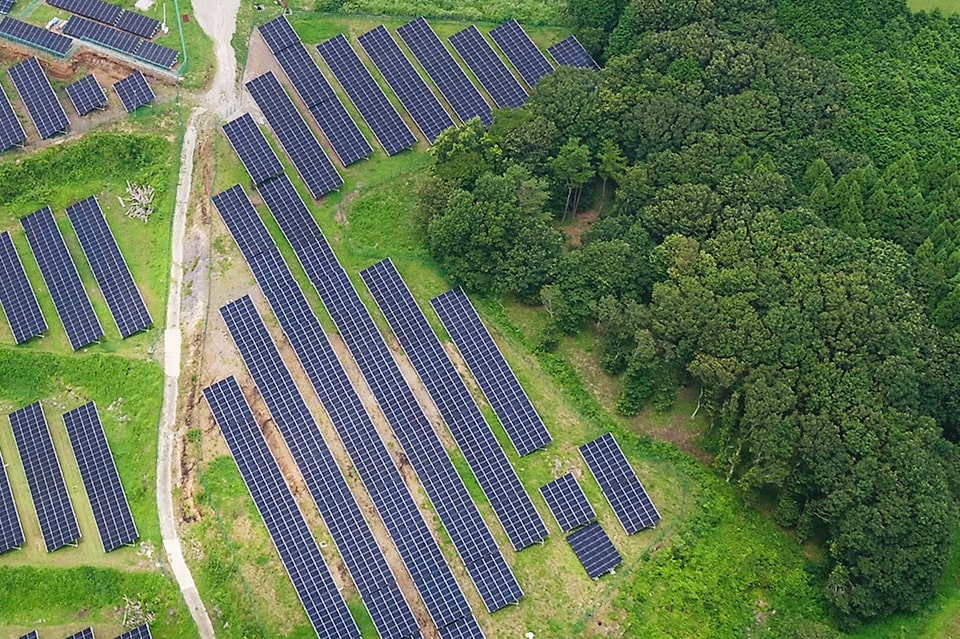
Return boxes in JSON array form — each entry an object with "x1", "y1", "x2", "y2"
[
  {"x1": 67, "y1": 195, "x2": 152, "y2": 338},
  {"x1": 488, "y1": 19, "x2": 553, "y2": 88},
  {"x1": 50, "y1": 0, "x2": 160, "y2": 39},
  {"x1": 0, "y1": 0, "x2": 14, "y2": 14},
  {"x1": 8, "y1": 402, "x2": 81, "y2": 552},
  {"x1": 449, "y1": 25, "x2": 527, "y2": 109},
  {"x1": 539, "y1": 473, "x2": 596, "y2": 533},
  {"x1": 397, "y1": 17, "x2": 492, "y2": 125},
  {"x1": 114, "y1": 9, "x2": 158, "y2": 39},
  {"x1": 113, "y1": 70, "x2": 154, "y2": 112},
  {"x1": 0, "y1": 80, "x2": 25, "y2": 151},
  {"x1": 8, "y1": 56, "x2": 69, "y2": 139},
  {"x1": 113, "y1": 625, "x2": 152, "y2": 639},
  {"x1": 210, "y1": 186, "x2": 275, "y2": 259},
  {"x1": 566, "y1": 521, "x2": 622, "y2": 579},
  {"x1": 21, "y1": 206, "x2": 104, "y2": 350},
  {"x1": 358, "y1": 25, "x2": 454, "y2": 143},
  {"x1": 65, "y1": 73, "x2": 107, "y2": 115},
  {"x1": 0, "y1": 17, "x2": 73, "y2": 56},
  {"x1": 548, "y1": 35, "x2": 600, "y2": 70},
  {"x1": 64, "y1": 628, "x2": 95, "y2": 639},
  {"x1": 316, "y1": 34, "x2": 416, "y2": 156},
  {"x1": 63, "y1": 15, "x2": 141, "y2": 56},
  {"x1": 580, "y1": 433, "x2": 661, "y2": 534},
  {"x1": 17, "y1": 631, "x2": 38, "y2": 639},
  {"x1": 431, "y1": 287, "x2": 551, "y2": 456},
  {"x1": 63, "y1": 401, "x2": 139, "y2": 552},
  {"x1": 0, "y1": 446, "x2": 25, "y2": 554},
  {"x1": 257, "y1": 12, "x2": 299, "y2": 55},
  {"x1": 221, "y1": 113, "x2": 284, "y2": 186},
  {"x1": 361, "y1": 258, "x2": 548, "y2": 552},
  {"x1": 0, "y1": 231, "x2": 47, "y2": 344}
]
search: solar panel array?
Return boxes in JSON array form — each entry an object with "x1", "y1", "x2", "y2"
[
  {"x1": 222, "y1": 113, "x2": 284, "y2": 187},
  {"x1": 113, "y1": 70, "x2": 154, "y2": 112},
  {"x1": 65, "y1": 73, "x2": 107, "y2": 115},
  {"x1": 257, "y1": 14, "x2": 299, "y2": 55},
  {"x1": 361, "y1": 258, "x2": 547, "y2": 552},
  {"x1": 114, "y1": 625, "x2": 152, "y2": 639},
  {"x1": 8, "y1": 56, "x2": 69, "y2": 139},
  {"x1": 21, "y1": 206, "x2": 104, "y2": 350},
  {"x1": 134, "y1": 39, "x2": 179, "y2": 68},
  {"x1": 49, "y1": 0, "x2": 121, "y2": 24},
  {"x1": 566, "y1": 521, "x2": 622, "y2": 579},
  {"x1": 397, "y1": 17, "x2": 492, "y2": 125},
  {"x1": 548, "y1": 35, "x2": 600, "y2": 70},
  {"x1": 0, "y1": 0, "x2": 14, "y2": 14},
  {"x1": 0, "y1": 231, "x2": 47, "y2": 344},
  {"x1": 220, "y1": 295, "x2": 421, "y2": 639},
  {"x1": 449, "y1": 26, "x2": 527, "y2": 109},
  {"x1": 0, "y1": 80, "x2": 25, "y2": 151},
  {"x1": 210, "y1": 185, "x2": 274, "y2": 259},
  {"x1": 8, "y1": 402, "x2": 81, "y2": 552},
  {"x1": 63, "y1": 15, "x2": 141, "y2": 55},
  {"x1": 316, "y1": 34, "x2": 416, "y2": 156},
  {"x1": 211, "y1": 185, "x2": 480, "y2": 633},
  {"x1": 67, "y1": 195, "x2": 152, "y2": 338},
  {"x1": 488, "y1": 20, "x2": 552, "y2": 88},
  {"x1": 431, "y1": 288, "x2": 551, "y2": 456},
  {"x1": 358, "y1": 25, "x2": 453, "y2": 143},
  {"x1": 0, "y1": 17, "x2": 73, "y2": 56},
  {"x1": 437, "y1": 615, "x2": 485, "y2": 639},
  {"x1": 245, "y1": 71, "x2": 343, "y2": 199},
  {"x1": 64, "y1": 628, "x2": 95, "y2": 639},
  {"x1": 539, "y1": 473, "x2": 595, "y2": 533},
  {"x1": 0, "y1": 446, "x2": 25, "y2": 554},
  {"x1": 580, "y1": 433, "x2": 661, "y2": 534},
  {"x1": 17, "y1": 631, "x2": 38, "y2": 639},
  {"x1": 63, "y1": 401, "x2": 139, "y2": 552},
  {"x1": 204, "y1": 377, "x2": 361, "y2": 639},
  {"x1": 114, "y1": 9, "x2": 159, "y2": 39}
]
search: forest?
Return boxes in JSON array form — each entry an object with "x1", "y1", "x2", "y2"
[{"x1": 415, "y1": 0, "x2": 960, "y2": 627}]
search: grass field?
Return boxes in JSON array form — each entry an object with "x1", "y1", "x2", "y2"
[{"x1": 908, "y1": 0, "x2": 960, "y2": 13}]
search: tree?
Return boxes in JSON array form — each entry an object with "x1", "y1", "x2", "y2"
[
  {"x1": 550, "y1": 137, "x2": 595, "y2": 219},
  {"x1": 597, "y1": 139, "x2": 627, "y2": 210}
]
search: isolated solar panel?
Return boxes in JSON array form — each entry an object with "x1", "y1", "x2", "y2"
[
  {"x1": 431, "y1": 288, "x2": 551, "y2": 456},
  {"x1": 8, "y1": 402, "x2": 81, "y2": 552},
  {"x1": 245, "y1": 71, "x2": 343, "y2": 199},
  {"x1": 8, "y1": 57, "x2": 69, "y2": 139},
  {"x1": 204, "y1": 377, "x2": 362, "y2": 639},
  {"x1": 135, "y1": 39, "x2": 179, "y2": 69},
  {"x1": 489, "y1": 20, "x2": 552, "y2": 88},
  {"x1": 274, "y1": 43, "x2": 372, "y2": 165},
  {"x1": 114, "y1": 9, "x2": 159, "y2": 39},
  {"x1": 65, "y1": 73, "x2": 107, "y2": 115},
  {"x1": 539, "y1": 473, "x2": 595, "y2": 533},
  {"x1": 0, "y1": 17, "x2": 73, "y2": 56},
  {"x1": 567, "y1": 521, "x2": 621, "y2": 579},
  {"x1": 317, "y1": 35, "x2": 416, "y2": 156},
  {"x1": 358, "y1": 25, "x2": 454, "y2": 143},
  {"x1": 113, "y1": 70, "x2": 154, "y2": 112},
  {"x1": 580, "y1": 433, "x2": 661, "y2": 534},
  {"x1": 397, "y1": 17, "x2": 492, "y2": 125},
  {"x1": 211, "y1": 185, "x2": 275, "y2": 260},
  {"x1": 64, "y1": 629, "x2": 95, "y2": 639},
  {"x1": 21, "y1": 206, "x2": 104, "y2": 350},
  {"x1": 17, "y1": 631, "x2": 38, "y2": 639},
  {"x1": 0, "y1": 446, "x2": 25, "y2": 554},
  {"x1": 63, "y1": 15, "x2": 141, "y2": 55},
  {"x1": 63, "y1": 401, "x2": 138, "y2": 551},
  {"x1": 48, "y1": 0, "x2": 123, "y2": 26},
  {"x1": 437, "y1": 616, "x2": 485, "y2": 639},
  {"x1": 0, "y1": 81, "x2": 24, "y2": 151},
  {"x1": 113, "y1": 625, "x2": 151, "y2": 639},
  {"x1": 549, "y1": 35, "x2": 600, "y2": 70},
  {"x1": 222, "y1": 113, "x2": 284, "y2": 187},
  {"x1": 0, "y1": 231, "x2": 47, "y2": 344},
  {"x1": 0, "y1": 0, "x2": 13, "y2": 14},
  {"x1": 258, "y1": 14, "x2": 299, "y2": 55},
  {"x1": 361, "y1": 258, "x2": 547, "y2": 552},
  {"x1": 449, "y1": 26, "x2": 526, "y2": 109}
]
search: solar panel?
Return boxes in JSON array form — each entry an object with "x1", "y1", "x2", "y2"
[
  {"x1": 0, "y1": 231, "x2": 47, "y2": 344},
  {"x1": 357, "y1": 25, "x2": 454, "y2": 144},
  {"x1": 210, "y1": 185, "x2": 275, "y2": 261},
  {"x1": 67, "y1": 195, "x2": 152, "y2": 338},
  {"x1": 220, "y1": 295, "x2": 422, "y2": 639},
  {"x1": 273, "y1": 43, "x2": 372, "y2": 166},
  {"x1": 63, "y1": 401, "x2": 138, "y2": 552},
  {"x1": 437, "y1": 615, "x2": 485, "y2": 639},
  {"x1": 258, "y1": 14, "x2": 299, "y2": 55},
  {"x1": 449, "y1": 26, "x2": 527, "y2": 109},
  {"x1": 488, "y1": 20, "x2": 553, "y2": 88},
  {"x1": 8, "y1": 56, "x2": 70, "y2": 139},
  {"x1": 222, "y1": 114, "x2": 284, "y2": 187},
  {"x1": 114, "y1": 9, "x2": 159, "y2": 39},
  {"x1": 361, "y1": 259, "x2": 547, "y2": 552},
  {"x1": 548, "y1": 35, "x2": 600, "y2": 70},
  {"x1": 245, "y1": 72, "x2": 343, "y2": 199},
  {"x1": 256, "y1": 173, "x2": 322, "y2": 248},
  {"x1": 0, "y1": 0, "x2": 14, "y2": 14},
  {"x1": 113, "y1": 70, "x2": 154, "y2": 112},
  {"x1": 0, "y1": 79, "x2": 24, "y2": 151},
  {"x1": 134, "y1": 39, "x2": 179, "y2": 69},
  {"x1": 0, "y1": 17, "x2": 73, "y2": 56},
  {"x1": 566, "y1": 521, "x2": 622, "y2": 579},
  {"x1": 113, "y1": 625, "x2": 151, "y2": 639},
  {"x1": 580, "y1": 433, "x2": 661, "y2": 534},
  {"x1": 539, "y1": 473, "x2": 595, "y2": 533},
  {"x1": 0, "y1": 445, "x2": 25, "y2": 554},
  {"x1": 21, "y1": 206, "x2": 104, "y2": 350},
  {"x1": 17, "y1": 632, "x2": 38, "y2": 639},
  {"x1": 397, "y1": 17, "x2": 492, "y2": 125},
  {"x1": 65, "y1": 74, "x2": 107, "y2": 115},
  {"x1": 8, "y1": 402, "x2": 81, "y2": 552},
  {"x1": 431, "y1": 288, "x2": 551, "y2": 456},
  {"x1": 48, "y1": 0, "x2": 123, "y2": 27},
  {"x1": 64, "y1": 628, "x2": 95, "y2": 639},
  {"x1": 63, "y1": 15, "x2": 141, "y2": 55},
  {"x1": 316, "y1": 35, "x2": 416, "y2": 156},
  {"x1": 203, "y1": 376, "x2": 361, "y2": 639}
]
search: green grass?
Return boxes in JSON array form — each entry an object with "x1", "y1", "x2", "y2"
[
  {"x1": 907, "y1": 0, "x2": 960, "y2": 13},
  {"x1": 335, "y1": 0, "x2": 566, "y2": 26}
]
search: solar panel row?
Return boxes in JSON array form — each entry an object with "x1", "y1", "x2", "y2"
[
  {"x1": 361, "y1": 258, "x2": 548, "y2": 552},
  {"x1": 222, "y1": 113, "x2": 284, "y2": 187},
  {"x1": 0, "y1": 231, "x2": 47, "y2": 344},
  {"x1": 431, "y1": 288, "x2": 551, "y2": 456},
  {"x1": 21, "y1": 206, "x2": 104, "y2": 350},
  {"x1": 67, "y1": 195, "x2": 152, "y2": 338},
  {"x1": 64, "y1": 628, "x2": 95, "y2": 639},
  {"x1": 204, "y1": 377, "x2": 361, "y2": 639},
  {"x1": 437, "y1": 615, "x2": 485, "y2": 639},
  {"x1": 580, "y1": 433, "x2": 661, "y2": 534},
  {"x1": 539, "y1": 473, "x2": 595, "y2": 533},
  {"x1": 63, "y1": 401, "x2": 139, "y2": 552},
  {"x1": 548, "y1": 35, "x2": 600, "y2": 70},
  {"x1": 8, "y1": 402, "x2": 81, "y2": 552},
  {"x1": 65, "y1": 73, "x2": 107, "y2": 115},
  {"x1": 0, "y1": 446, "x2": 25, "y2": 554},
  {"x1": 114, "y1": 624, "x2": 152, "y2": 639},
  {"x1": 114, "y1": 9, "x2": 159, "y2": 39},
  {"x1": 49, "y1": 0, "x2": 121, "y2": 24},
  {"x1": 17, "y1": 631, "x2": 38, "y2": 639},
  {"x1": 449, "y1": 26, "x2": 526, "y2": 109},
  {"x1": 488, "y1": 19, "x2": 552, "y2": 88},
  {"x1": 8, "y1": 56, "x2": 70, "y2": 139},
  {"x1": 258, "y1": 14, "x2": 299, "y2": 55},
  {"x1": 566, "y1": 521, "x2": 622, "y2": 579},
  {"x1": 210, "y1": 185, "x2": 275, "y2": 260},
  {"x1": 0, "y1": 17, "x2": 73, "y2": 57},
  {"x1": 113, "y1": 70, "x2": 154, "y2": 112},
  {"x1": 0, "y1": 80, "x2": 25, "y2": 151},
  {"x1": 63, "y1": 15, "x2": 141, "y2": 55},
  {"x1": 0, "y1": 0, "x2": 14, "y2": 14},
  {"x1": 397, "y1": 17, "x2": 492, "y2": 125}
]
